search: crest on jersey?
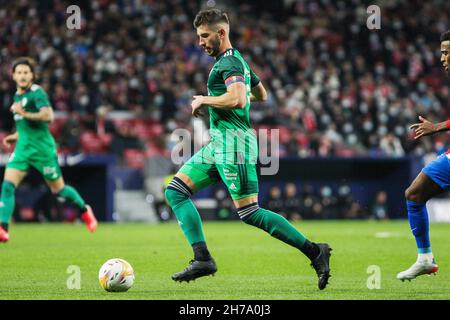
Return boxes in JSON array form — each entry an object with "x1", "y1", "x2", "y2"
[{"x1": 43, "y1": 166, "x2": 57, "y2": 179}]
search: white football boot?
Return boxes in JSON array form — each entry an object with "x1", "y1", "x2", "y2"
[{"x1": 397, "y1": 259, "x2": 438, "y2": 281}]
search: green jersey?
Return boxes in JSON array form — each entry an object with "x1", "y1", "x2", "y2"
[
  {"x1": 207, "y1": 48, "x2": 260, "y2": 163},
  {"x1": 13, "y1": 84, "x2": 56, "y2": 153}
]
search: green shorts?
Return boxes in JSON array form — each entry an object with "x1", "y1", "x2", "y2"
[
  {"x1": 179, "y1": 143, "x2": 259, "y2": 200},
  {"x1": 6, "y1": 148, "x2": 62, "y2": 181}
]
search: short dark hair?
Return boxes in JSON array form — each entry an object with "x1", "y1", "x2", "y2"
[
  {"x1": 12, "y1": 57, "x2": 37, "y2": 80},
  {"x1": 440, "y1": 30, "x2": 450, "y2": 42},
  {"x1": 193, "y1": 9, "x2": 229, "y2": 29}
]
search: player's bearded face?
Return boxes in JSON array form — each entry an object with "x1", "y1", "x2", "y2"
[
  {"x1": 197, "y1": 25, "x2": 222, "y2": 57},
  {"x1": 207, "y1": 35, "x2": 221, "y2": 57},
  {"x1": 13, "y1": 65, "x2": 34, "y2": 89}
]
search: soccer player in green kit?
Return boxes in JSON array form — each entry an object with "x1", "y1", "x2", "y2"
[
  {"x1": 166, "y1": 9, "x2": 332, "y2": 290},
  {"x1": 0, "y1": 57, "x2": 98, "y2": 243}
]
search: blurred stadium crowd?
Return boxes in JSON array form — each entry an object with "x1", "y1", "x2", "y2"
[
  {"x1": 2, "y1": 0, "x2": 450, "y2": 222},
  {"x1": 1, "y1": 0, "x2": 450, "y2": 165}
]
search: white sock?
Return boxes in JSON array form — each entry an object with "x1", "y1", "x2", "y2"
[{"x1": 417, "y1": 252, "x2": 434, "y2": 263}]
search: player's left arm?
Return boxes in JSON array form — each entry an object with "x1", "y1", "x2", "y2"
[
  {"x1": 410, "y1": 115, "x2": 450, "y2": 139},
  {"x1": 249, "y1": 68, "x2": 267, "y2": 102},
  {"x1": 191, "y1": 81, "x2": 246, "y2": 117},
  {"x1": 250, "y1": 82, "x2": 267, "y2": 102}
]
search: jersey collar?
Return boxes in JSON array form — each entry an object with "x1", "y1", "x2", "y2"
[{"x1": 215, "y1": 48, "x2": 234, "y2": 61}]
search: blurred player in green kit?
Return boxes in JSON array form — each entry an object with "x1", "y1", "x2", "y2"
[
  {"x1": 0, "y1": 57, "x2": 97, "y2": 243},
  {"x1": 166, "y1": 9, "x2": 332, "y2": 290}
]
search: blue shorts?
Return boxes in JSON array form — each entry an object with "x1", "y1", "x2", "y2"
[{"x1": 422, "y1": 154, "x2": 450, "y2": 191}]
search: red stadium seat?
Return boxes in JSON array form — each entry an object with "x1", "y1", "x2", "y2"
[
  {"x1": 335, "y1": 148, "x2": 356, "y2": 157},
  {"x1": 80, "y1": 131, "x2": 106, "y2": 154},
  {"x1": 296, "y1": 132, "x2": 310, "y2": 147},
  {"x1": 98, "y1": 133, "x2": 113, "y2": 148},
  {"x1": 124, "y1": 148, "x2": 146, "y2": 169},
  {"x1": 148, "y1": 123, "x2": 164, "y2": 138},
  {"x1": 49, "y1": 117, "x2": 67, "y2": 137},
  {"x1": 276, "y1": 127, "x2": 291, "y2": 144},
  {"x1": 132, "y1": 120, "x2": 153, "y2": 140},
  {"x1": 132, "y1": 120, "x2": 165, "y2": 141},
  {"x1": 144, "y1": 141, "x2": 165, "y2": 157},
  {"x1": 57, "y1": 146, "x2": 72, "y2": 156},
  {"x1": 112, "y1": 119, "x2": 133, "y2": 132}
]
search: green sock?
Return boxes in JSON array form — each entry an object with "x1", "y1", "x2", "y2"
[
  {"x1": 0, "y1": 181, "x2": 16, "y2": 228},
  {"x1": 57, "y1": 185, "x2": 86, "y2": 212},
  {"x1": 242, "y1": 207, "x2": 307, "y2": 250},
  {"x1": 165, "y1": 188, "x2": 206, "y2": 245}
]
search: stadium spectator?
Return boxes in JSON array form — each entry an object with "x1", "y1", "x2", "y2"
[
  {"x1": 370, "y1": 190, "x2": 390, "y2": 220},
  {"x1": 264, "y1": 186, "x2": 285, "y2": 217},
  {"x1": 0, "y1": 0, "x2": 449, "y2": 160},
  {"x1": 319, "y1": 185, "x2": 338, "y2": 219},
  {"x1": 336, "y1": 183, "x2": 359, "y2": 219},
  {"x1": 282, "y1": 183, "x2": 302, "y2": 221},
  {"x1": 301, "y1": 183, "x2": 323, "y2": 219},
  {"x1": 380, "y1": 133, "x2": 405, "y2": 157},
  {"x1": 214, "y1": 188, "x2": 234, "y2": 220},
  {"x1": 110, "y1": 122, "x2": 145, "y2": 161},
  {"x1": 59, "y1": 111, "x2": 82, "y2": 154}
]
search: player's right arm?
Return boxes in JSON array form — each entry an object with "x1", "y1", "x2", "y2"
[
  {"x1": 10, "y1": 87, "x2": 54, "y2": 123},
  {"x1": 11, "y1": 103, "x2": 54, "y2": 123},
  {"x1": 410, "y1": 116, "x2": 450, "y2": 139},
  {"x1": 2, "y1": 132, "x2": 18, "y2": 148}
]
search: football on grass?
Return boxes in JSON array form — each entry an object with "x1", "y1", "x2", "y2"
[{"x1": 99, "y1": 258, "x2": 135, "y2": 292}]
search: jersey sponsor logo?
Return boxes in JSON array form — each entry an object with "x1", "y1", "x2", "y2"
[
  {"x1": 43, "y1": 166, "x2": 58, "y2": 179},
  {"x1": 0, "y1": 201, "x2": 4, "y2": 208},
  {"x1": 223, "y1": 168, "x2": 238, "y2": 181},
  {"x1": 21, "y1": 97, "x2": 27, "y2": 107},
  {"x1": 229, "y1": 183, "x2": 237, "y2": 190}
]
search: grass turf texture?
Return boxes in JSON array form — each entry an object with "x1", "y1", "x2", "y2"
[{"x1": 0, "y1": 220, "x2": 449, "y2": 300}]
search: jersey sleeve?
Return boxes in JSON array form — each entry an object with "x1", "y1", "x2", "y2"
[
  {"x1": 34, "y1": 87, "x2": 51, "y2": 109},
  {"x1": 250, "y1": 68, "x2": 261, "y2": 88},
  {"x1": 219, "y1": 56, "x2": 246, "y2": 87}
]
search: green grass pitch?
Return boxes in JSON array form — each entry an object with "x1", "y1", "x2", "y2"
[{"x1": 1, "y1": 220, "x2": 449, "y2": 300}]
